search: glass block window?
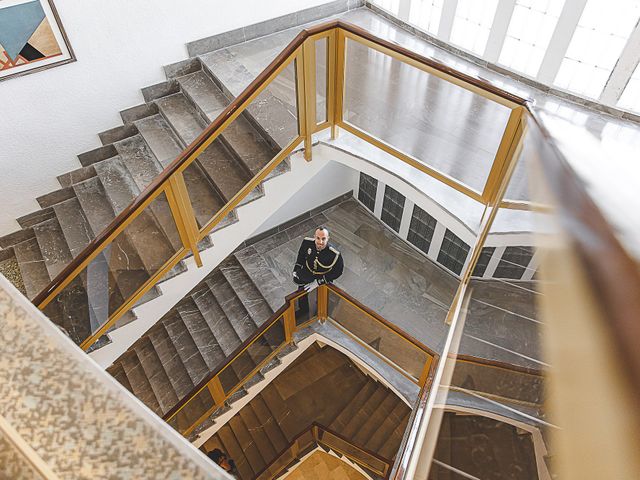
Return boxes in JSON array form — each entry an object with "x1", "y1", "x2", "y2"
[
  {"x1": 472, "y1": 246, "x2": 496, "y2": 277},
  {"x1": 358, "y1": 173, "x2": 378, "y2": 213},
  {"x1": 409, "y1": 0, "x2": 445, "y2": 35},
  {"x1": 450, "y1": 0, "x2": 499, "y2": 55},
  {"x1": 437, "y1": 229, "x2": 470, "y2": 275},
  {"x1": 381, "y1": 186, "x2": 405, "y2": 233},
  {"x1": 554, "y1": 0, "x2": 640, "y2": 99},
  {"x1": 498, "y1": 0, "x2": 565, "y2": 78},
  {"x1": 494, "y1": 246, "x2": 534, "y2": 279},
  {"x1": 407, "y1": 205, "x2": 437, "y2": 255}
]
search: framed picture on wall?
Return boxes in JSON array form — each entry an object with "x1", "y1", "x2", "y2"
[{"x1": 0, "y1": 0, "x2": 75, "y2": 81}]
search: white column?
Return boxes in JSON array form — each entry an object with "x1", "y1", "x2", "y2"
[
  {"x1": 521, "y1": 250, "x2": 541, "y2": 281},
  {"x1": 483, "y1": 0, "x2": 517, "y2": 63},
  {"x1": 373, "y1": 180, "x2": 385, "y2": 218},
  {"x1": 484, "y1": 246, "x2": 505, "y2": 278},
  {"x1": 536, "y1": 0, "x2": 587, "y2": 84},
  {"x1": 398, "y1": 0, "x2": 412, "y2": 22},
  {"x1": 398, "y1": 199, "x2": 414, "y2": 239},
  {"x1": 437, "y1": 0, "x2": 459, "y2": 41},
  {"x1": 427, "y1": 222, "x2": 447, "y2": 262},
  {"x1": 599, "y1": 21, "x2": 640, "y2": 105}
]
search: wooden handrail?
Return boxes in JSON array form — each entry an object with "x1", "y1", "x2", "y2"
[
  {"x1": 252, "y1": 421, "x2": 393, "y2": 479},
  {"x1": 32, "y1": 20, "x2": 527, "y2": 311},
  {"x1": 525, "y1": 106, "x2": 640, "y2": 403}
]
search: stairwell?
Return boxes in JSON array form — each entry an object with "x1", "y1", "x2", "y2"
[{"x1": 202, "y1": 344, "x2": 411, "y2": 480}]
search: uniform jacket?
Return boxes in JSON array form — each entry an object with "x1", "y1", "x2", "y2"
[{"x1": 294, "y1": 237, "x2": 344, "y2": 282}]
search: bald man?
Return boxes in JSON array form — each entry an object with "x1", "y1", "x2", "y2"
[{"x1": 293, "y1": 226, "x2": 344, "y2": 291}]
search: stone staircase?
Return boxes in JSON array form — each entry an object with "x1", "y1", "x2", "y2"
[
  {"x1": 0, "y1": 55, "x2": 291, "y2": 346},
  {"x1": 106, "y1": 253, "x2": 287, "y2": 429},
  {"x1": 202, "y1": 344, "x2": 411, "y2": 480},
  {"x1": 430, "y1": 412, "x2": 539, "y2": 480}
]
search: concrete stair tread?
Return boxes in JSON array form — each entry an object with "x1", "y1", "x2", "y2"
[
  {"x1": 13, "y1": 235, "x2": 50, "y2": 300},
  {"x1": 147, "y1": 324, "x2": 195, "y2": 403},
  {"x1": 191, "y1": 282, "x2": 243, "y2": 356},
  {"x1": 219, "y1": 256, "x2": 273, "y2": 327},
  {"x1": 206, "y1": 273, "x2": 257, "y2": 341},
  {"x1": 177, "y1": 293, "x2": 227, "y2": 370},
  {"x1": 119, "y1": 351, "x2": 162, "y2": 415},
  {"x1": 229, "y1": 415, "x2": 266, "y2": 474},
  {"x1": 233, "y1": 246, "x2": 289, "y2": 311},
  {"x1": 134, "y1": 336, "x2": 179, "y2": 413},
  {"x1": 32, "y1": 217, "x2": 73, "y2": 280},
  {"x1": 162, "y1": 312, "x2": 210, "y2": 385},
  {"x1": 218, "y1": 425, "x2": 255, "y2": 479}
]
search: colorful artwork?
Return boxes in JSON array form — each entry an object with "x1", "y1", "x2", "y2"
[{"x1": 0, "y1": 0, "x2": 74, "y2": 81}]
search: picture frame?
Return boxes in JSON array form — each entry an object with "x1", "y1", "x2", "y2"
[{"x1": 0, "y1": 0, "x2": 75, "y2": 82}]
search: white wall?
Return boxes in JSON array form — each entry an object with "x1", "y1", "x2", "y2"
[
  {"x1": 0, "y1": 0, "x2": 335, "y2": 235},
  {"x1": 252, "y1": 161, "x2": 357, "y2": 235}
]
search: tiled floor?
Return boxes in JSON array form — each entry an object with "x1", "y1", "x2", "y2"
[{"x1": 287, "y1": 450, "x2": 367, "y2": 480}]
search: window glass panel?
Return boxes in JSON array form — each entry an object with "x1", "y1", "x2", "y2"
[
  {"x1": 472, "y1": 246, "x2": 496, "y2": 277},
  {"x1": 554, "y1": 0, "x2": 640, "y2": 98},
  {"x1": 381, "y1": 186, "x2": 405, "y2": 233},
  {"x1": 450, "y1": 0, "x2": 499, "y2": 54},
  {"x1": 407, "y1": 205, "x2": 437, "y2": 255},
  {"x1": 437, "y1": 229, "x2": 470, "y2": 275},
  {"x1": 617, "y1": 61, "x2": 640, "y2": 112},
  {"x1": 493, "y1": 245, "x2": 534, "y2": 279},
  {"x1": 409, "y1": 0, "x2": 444, "y2": 35},
  {"x1": 498, "y1": 0, "x2": 566, "y2": 77},
  {"x1": 358, "y1": 172, "x2": 378, "y2": 213}
]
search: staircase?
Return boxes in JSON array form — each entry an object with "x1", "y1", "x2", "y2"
[
  {"x1": 106, "y1": 254, "x2": 284, "y2": 427},
  {"x1": 202, "y1": 344, "x2": 411, "y2": 480},
  {"x1": 0, "y1": 56, "x2": 291, "y2": 346}
]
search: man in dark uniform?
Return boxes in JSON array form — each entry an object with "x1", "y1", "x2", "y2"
[{"x1": 293, "y1": 226, "x2": 344, "y2": 312}]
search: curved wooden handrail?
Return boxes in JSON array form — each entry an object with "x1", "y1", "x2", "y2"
[
  {"x1": 33, "y1": 20, "x2": 527, "y2": 309},
  {"x1": 251, "y1": 421, "x2": 393, "y2": 479}
]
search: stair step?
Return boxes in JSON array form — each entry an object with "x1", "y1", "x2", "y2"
[
  {"x1": 56, "y1": 164, "x2": 97, "y2": 189},
  {"x1": 16, "y1": 207, "x2": 55, "y2": 229},
  {"x1": 32, "y1": 218, "x2": 73, "y2": 280},
  {"x1": 120, "y1": 102, "x2": 158, "y2": 124},
  {"x1": 93, "y1": 157, "x2": 178, "y2": 273},
  {"x1": 52, "y1": 198, "x2": 94, "y2": 258},
  {"x1": 177, "y1": 292, "x2": 227, "y2": 370},
  {"x1": 218, "y1": 425, "x2": 254, "y2": 480},
  {"x1": 206, "y1": 273, "x2": 257, "y2": 341},
  {"x1": 233, "y1": 247, "x2": 288, "y2": 311},
  {"x1": 342, "y1": 386, "x2": 388, "y2": 439},
  {"x1": 229, "y1": 415, "x2": 266, "y2": 474},
  {"x1": 219, "y1": 257, "x2": 273, "y2": 327},
  {"x1": 135, "y1": 114, "x2": 183, "y2": 168},
  {"x1": 179, "y1": 70, "x2": 278, "y2": 175},
  {"x1": 379, "y1": 410, "x2": 411, "y2": 460},
  {"x1": 107, "y1": 363, "x2": 133, "y2": 394},
  {"x1": 191, "y1": 282, "x2": 242, "y2": 357},
  {"x1": 0, "y1": 226, "x2": 36, "y2": 249},
  {"x1": 238, "y1": 402, "x2": 278, "y2": 464},
  {"x1": 98, "y1": 123, "x2": 138, "y2": 146},
  {"x1": 366, "y1": 401, "x2": 408, "y2": 453},
  {"x1": 13, "y1": 235, "x2": 49, "y2": 300},
  {"x1": 156, "y1": 93, "x2": 251, "y2": 203},
  {"x1": 258, "y1": 386, "x2": 297, "y2": 440},
  {"x1": 250, "y1": 395, "x2": 288, "y2": 454},
  {"x1": 119, "y1": 350, "x2": 162, "y2": 415},
  {"x1": 162, "y1": 312, "x2": 209, "y2": 385},
  {"x1": 331, "y1": 381, "x2": 378, "y2": 433},
  {"x1": 353, "y1": 390, "x2": 398, "y2": 447},
  {"x1": 134, "y1": 335, "x2": 179, "y2": 413},
  {"x1": 147, "y1": 324, "x2": 195, "y2": 402},
  {"x1": 78, "y1": 144, "x2": 118, "y2": 167}
]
